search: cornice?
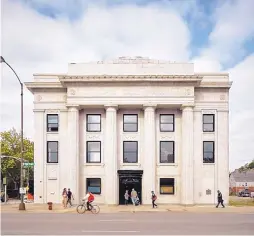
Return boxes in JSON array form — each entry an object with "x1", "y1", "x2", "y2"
[{"x1": 59, "y1": 75, "x2": 203, "y2": 82}]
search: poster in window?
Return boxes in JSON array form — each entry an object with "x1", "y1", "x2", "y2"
[{"x1": 160, "y1": 186, "x2": 174, "y2": 194}]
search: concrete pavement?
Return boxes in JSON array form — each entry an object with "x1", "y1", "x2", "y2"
[
  {"x1": 2, "y1": 212, "x2": 254, "y2": 235},
  {"x1": 1, "y1": 202, "x2": 254, "y2": 213}
]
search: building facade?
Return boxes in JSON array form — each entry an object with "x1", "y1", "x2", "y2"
[
  {"x1": 25, "y1": 57, "x2": 232, "y2": 205},
  {"x1": 229, "y1": 169, "x2": 254, "y2": 194}
]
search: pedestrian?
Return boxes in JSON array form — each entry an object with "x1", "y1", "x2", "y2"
[
  {"x1": 67, "y1": 188, "x2": 74, "y2": 207},
  {"x1": 131, "y1": 188, "x2": 137, "y2": 206},
  {"x1": 151, "y1": 191, "x2": 158, "y2": 208},
  {"x1": 124, "y1": 190, "x2": 129, "y2": 205},
  {"x1": 216, "y1": 190, "x2": 225, "y2": 208},
  {"x1": 62, "y1": 188, "x2": 68, "y2": 208}
]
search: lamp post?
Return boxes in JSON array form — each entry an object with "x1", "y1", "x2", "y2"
[{"x1": 1, "y1": 56, "x2": 25, "y2": 210}]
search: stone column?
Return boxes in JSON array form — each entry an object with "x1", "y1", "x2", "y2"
[
  {"x1": 217, "y1": 110, "x2": 229, "y2": 204},
  {"x1": 104, "y1": 105, "x2": 118, "y2": 205},
  {"x1": 143, "y1": 105, "x2": 156, "y2": 204},
  {"x1": 33, "y1": 109, "x2": 45, "y2": 203},
  {"x1": 67, "y1": 105, "x2": 80, "y2": 204},
  {"x1": 181, "y1": 105, "x2": 194, "y2": 205}
]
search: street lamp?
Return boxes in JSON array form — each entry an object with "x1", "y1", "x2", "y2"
[{"x1": 1, "y1": 56, "x2": 25, "y2": 210}]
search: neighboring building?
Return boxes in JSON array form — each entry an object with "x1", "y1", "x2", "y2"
[
  {"x1": 229, "y1": 169, "x2": 254, "y2": 194},
  {"x1": 25, "y1": 57, "x2": 232, "y2": 205}
]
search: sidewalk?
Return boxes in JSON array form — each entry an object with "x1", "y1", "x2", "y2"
[{"x1": 1, "y1": 203, "x2": 254, "y2": 214}]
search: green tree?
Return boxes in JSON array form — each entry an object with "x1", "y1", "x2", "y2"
[
  {"x1": 238, "y1": 160, "x2": 254, "y2": 172},
  {"x1": 1, "y1": 128, "x2": 34, "y2": 186}
]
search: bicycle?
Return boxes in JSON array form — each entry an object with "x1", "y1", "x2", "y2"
[{"x1": 76, "y1": 200, "x2": 100, "y2": 214}]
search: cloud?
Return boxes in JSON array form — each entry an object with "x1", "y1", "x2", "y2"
[{"x1": 1, "y1": 0, "x2": 254, "y2": 170}]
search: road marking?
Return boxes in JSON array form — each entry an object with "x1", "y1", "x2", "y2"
[
  {"x1": 99, "y1": 219, "x2": 134, "y2": 222},
  {"x1": 82, "y1": 230, "x2": 139, "y2": 233}
]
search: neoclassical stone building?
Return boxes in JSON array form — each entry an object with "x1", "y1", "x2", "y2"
[{"x1": 25, "y1": 57, "x2": 232, "y2": 205}]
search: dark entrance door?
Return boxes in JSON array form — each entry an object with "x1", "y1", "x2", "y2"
[{"x1": 118, "y1": 170, "x2": 143, "y2": 205}]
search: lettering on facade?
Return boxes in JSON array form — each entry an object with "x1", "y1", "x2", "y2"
[
  {"x1": 220, "y1": 94, "x2": 226, "y2": 100},
  {"x1": 160, "y1": 135, "x2": 174, "y2": 140},
  {"x1": 123, "y1": 135, "x2": 138, "y2": 141},
  {"x1": 86, "y1": 134, "x2": 101, "y2": 140},
  {"x1": 35, "y1": 95, "x2": 42, "y2": 102}
]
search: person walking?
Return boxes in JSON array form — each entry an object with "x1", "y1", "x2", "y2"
[
  {"x1": 151, "y1": 191, "x2": 158, "y2": 208},
  {"x1": 124, "y1": 190, "x2": 129, "y2": 205},
  {"x1": 216, "y1": 190, "x2": 225, "y2": 208},
  {"x1": 62, "y1": 188, "x2": 68, "y2": 208},
  {"x1": 67, "y1": 188, "x2": 74, "y2": 207},
  {"x1": 131, "y1": 188, "x2": 137, "y2": 206}
]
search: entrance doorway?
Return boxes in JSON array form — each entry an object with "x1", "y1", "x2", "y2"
[{"x1": 118, "y1": 170, "x2": 143, "y2": 205}]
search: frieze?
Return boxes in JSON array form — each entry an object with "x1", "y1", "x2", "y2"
[{"x1": 72, "y1": 86, "x2": 194, "y2": 97}]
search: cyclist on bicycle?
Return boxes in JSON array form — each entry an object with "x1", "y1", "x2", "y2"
[{"x1": 83, "y1": 192, "x2": 94, "y2": 211}]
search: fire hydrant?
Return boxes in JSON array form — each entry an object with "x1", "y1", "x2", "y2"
[{"x1": 47, "y1": 202, "x2": 53, "y2": 210}]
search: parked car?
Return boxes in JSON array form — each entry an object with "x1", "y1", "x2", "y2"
[{"x1": 238, "y1": 189, "x2": 250, "y2": 197}]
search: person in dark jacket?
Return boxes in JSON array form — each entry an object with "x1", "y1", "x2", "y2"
[
  {"x1": 151, "y1": 191, "x2": 158, "y2": 208},
  {"x1": 216, "y1": 190, "x2": 225, "y2": 208}
]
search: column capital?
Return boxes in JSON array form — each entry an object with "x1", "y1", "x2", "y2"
[
  {"x1": 143, "y1": 104, "x2": 157, "y2": 111},
  {"x1": 181, "y1": 104, "x2": 194, "y2": 111},
  {"x1": 104, "y1": 104, "x2": 118, "y2": 111},
  {"x1": 66, "y1": 104, "x2": 80, "y2": 110}
]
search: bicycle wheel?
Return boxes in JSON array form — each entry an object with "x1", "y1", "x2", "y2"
[
  {"x1": 91, "y1": 205, "x2": 100, "y2": 214},
  {"x1": 76, "y1": 204, "x2": 86, "y2": 214}
]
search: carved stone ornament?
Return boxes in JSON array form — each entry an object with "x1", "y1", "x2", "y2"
[
  {"x1": 220, "y1": 94, "x2": 226, "y2": 100},
  {"x1": 185, "y1": 88, "x2": 191, "y2": 96},
  {"x1": 35, "y1": 95, "x2": 42, "y2": 102},
  {"x1": 63, "y1": 95, "x2": 67, "y2": 101},
  {"x1": 69, "y1": 89, "x2": 76, "y2": 95}
]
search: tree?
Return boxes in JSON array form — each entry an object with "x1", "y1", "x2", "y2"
[
  {"x1": 1, "y1": 128, "x2": 34, "y2": 187},
  {"x1": 238, "y1": 160, "x2": 254, "y2": 172}
]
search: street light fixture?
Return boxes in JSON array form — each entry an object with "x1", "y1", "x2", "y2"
[{"x1": 1, "y1": 56, "x2": 25, "y2": 210}]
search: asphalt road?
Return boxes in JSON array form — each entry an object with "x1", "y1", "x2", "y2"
[{"x1": 1, "y1": 212, "x2": 254, "y2": 235}]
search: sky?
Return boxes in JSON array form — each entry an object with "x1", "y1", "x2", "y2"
[{"x1": 1, "y1": 0, "x2": 254, "y2": 171}]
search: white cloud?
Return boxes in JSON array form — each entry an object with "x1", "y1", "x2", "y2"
[{"x1": 1, "y1": 0, "x2": 254, "y2": 170}]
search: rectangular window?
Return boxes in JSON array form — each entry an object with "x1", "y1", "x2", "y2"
[
  {"x1": 160, "y1": 141, "x2": 175, "y2": 163},
  {"x1": 203, "y1": 141, "x2": 215, "y2": 163},
  {"x1": 86, "y1": 114, "x2": 101, "y2": 132},
  {"x1": 86, "y1": 178, "x2": 101, "y2": 194},
  {"x1": 86, "y1": 141, "x2": 101, "y2": 163},
  {"x1": 47, "y1": 114, "x2": 59, "y2": 132},
  {"x1": 203, "y1": 114, "x2": 215, "y2": 132},
  {"x1": 160, "y1": 178, "x2": 175, "y2": 194},
  {"x1": 123, "y1": 141, "x2": 138, "y2": 163},
  {"x1": 123, "y1": 114, "x2": 138, "y2": 132},
  {"x1": 160, "y1": 114, "x2": 174, "y2": 132},
  {"x1": 47, "y1": 141, "x2": 58, "y2": 163}
]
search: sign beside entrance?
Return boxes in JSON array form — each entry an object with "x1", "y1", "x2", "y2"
[{"x1": 19, "y1": 187, "x2": 26, "y2": 194}]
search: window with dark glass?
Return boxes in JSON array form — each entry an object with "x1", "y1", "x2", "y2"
[
  {"x1": 160, "y1": 178, "x2": 175, "y2": 194},
  {"x1": 123, "y1": 141, "x2": 138, "y2": 163},
  {"x1": 160, "y1": 114, "x2": 174, "y2": 132},
  {"x1": 86, "y1": 114, "x2": 101, "y2": 132},
  {"x1": 123, "y1": 114, "x2": 138, "y2": 132},
  {"x1": 47, "y1": 114, "x2": 59, "y2": 132},
  {"x1": 203, "y1": 114, "x2": 215, "y2": 132},
  {"x1": 47, "y1": 141, "x2": 58, "y2": 163},
  {"x1": 203, "y1": 141, "x2": 215, "y2": 163},
  {"x1": 86, "y1": 178, "x2": 101, "y2": 194},
  {"x1": 86, "y1": 141, "x2": 101, "y2": 163},
  {"x1": 160, "y1": 141, "x2": 175, "y2": 163}
]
